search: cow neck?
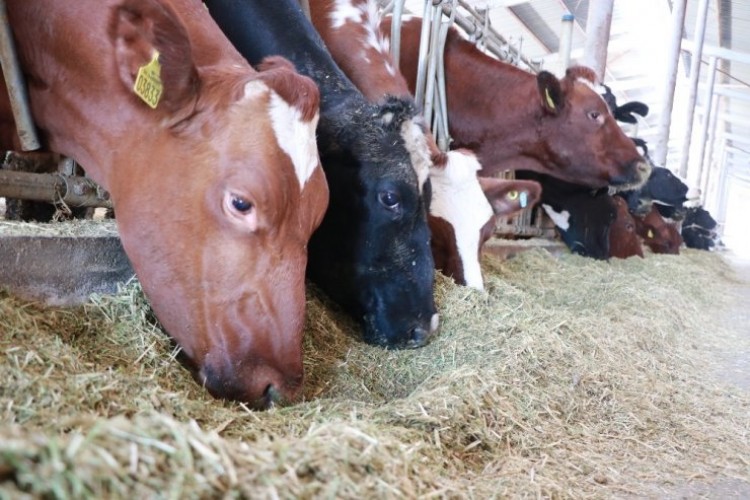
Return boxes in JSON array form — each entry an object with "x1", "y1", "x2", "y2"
[
  {"x1": 444, "y1": 30, "x2": 545, "y2": 173},
  {"x1": 204, "y1": 0, "x2": 361, "y2": 112}
]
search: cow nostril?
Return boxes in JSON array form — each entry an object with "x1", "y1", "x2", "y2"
[{"x1": 264, "y1": 384, "x2": 282, "y2": 407}]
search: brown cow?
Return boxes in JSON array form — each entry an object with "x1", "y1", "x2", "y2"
[
  {"x1": 310, "y1": 0, "x2": 541, "y2": 289},
  {"x1": 4, "y1": 0, "x2": 329, "y2": 408},
  {"x1": 609, "y1": 196, "x2": 644, "y2": 258},
  {"x1": 634, "y1": 205, "x2": 683, "y2": 255},
  {"x1": 384, "y1": 17, "x2": 651, "y2": 190}
]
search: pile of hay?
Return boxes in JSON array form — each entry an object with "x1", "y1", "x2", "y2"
[{"x1": 1, "y1": 244, "x2": 749, "y2": 498}]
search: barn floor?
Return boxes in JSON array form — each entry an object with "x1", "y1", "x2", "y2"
[{"x1": 640, "y1": 250, "x2": 750, "y2": 499}]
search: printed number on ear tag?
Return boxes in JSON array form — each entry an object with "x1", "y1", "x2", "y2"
[
  {"x1": 134, "y1": 51, "x2": 163, "y2": 109},
  {"x1": 520, "y1": 191, "x2": 528, "y2": 208}
]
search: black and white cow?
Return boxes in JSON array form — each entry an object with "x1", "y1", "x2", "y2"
[
  {"x1": 518, "y1": 172, "x2": 616, "y2": 260},
  {"x1": 682, "y1": 206, "x2": 719, "y2": 250},
  {"x1": 204, "y1": 0, "x2": 438, "y2": 348},
  {"x1": 619, "y1": 139, "x2": 692, "y2": 220}
]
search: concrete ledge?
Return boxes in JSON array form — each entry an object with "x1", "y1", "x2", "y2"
[{"x1": 0, "y1": 223, "x2": 134, "y2": 306}]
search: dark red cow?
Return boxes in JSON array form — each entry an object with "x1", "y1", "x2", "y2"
[
  {"x1": 609, "y1": 196, "x2": 644, "y2": 258},
  {"x1": 634, "y1": 205, "x2": 683, "y2": 255},
  {"x1": 4, "y1": 0, "x2": 329, "y2": 408},
  {"x1": 384, "y1": 18, "x2": 651, "y2": 190},
  {"x1": 310, "y1": 0, "x2": 541, "y2": 289}
]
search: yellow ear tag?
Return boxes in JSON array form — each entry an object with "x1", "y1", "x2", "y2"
[
  {"x1": 507, "y1": 190, "x2": 519, "y2": 200},
  {"x1": 647, "y1": 229, "x2": 654, "y2": 239},
  {"x1": 544, "y1": 88, "x2": 556, "y2": 110},
  {"x1": 133, "y1": 50, "x2": 163, "y2": 109}
]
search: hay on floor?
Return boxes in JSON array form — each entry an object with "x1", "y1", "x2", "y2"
[{"x1": 1, "y1": 244, "x2": 749, "y2": 498}]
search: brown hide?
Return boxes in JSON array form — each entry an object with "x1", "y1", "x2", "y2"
[
  {"x1": 609, "y1": 196, "x2": 644, "y2": 258},
  {"x1": 386, "y1": 18, "x2": 650, "y2": 190},
  {"x1": 635, "y1": 205, "x2": 683, "y2": 254},
  {"x1": 5, "y1": 0, "x2": 329, "y2": 408},
  {"x1": 310, "y1": 0, "x2": 541, "y2": 288}
]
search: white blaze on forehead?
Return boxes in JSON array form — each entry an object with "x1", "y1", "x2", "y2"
[
  {"x1": 400, "y1": 119, "x2": 431, "y2": 192},
  {"x1": 579, "y1": 78, "x2": 610, "y2": 107},
  {"x1": 542, "y1": 204, "x2": 571, "y2": 231},
  {"x1": 264, "y1": 88, "x2": 321, "y2": 189},
  {"x1": 430, "y1": 151, "x2": 492, "y2": 291}
]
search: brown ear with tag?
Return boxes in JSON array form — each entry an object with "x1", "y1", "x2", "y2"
[
  {"x1": 110, "y1": 0, "x2": 199, "y2": 113},
  {"x1": 536, "y1": 71, "x2": 564, "y2": 115}
]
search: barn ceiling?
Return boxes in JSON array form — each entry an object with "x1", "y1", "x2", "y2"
[{"x1": 398, "y1": 0, "x2": 750, "y2": 213}]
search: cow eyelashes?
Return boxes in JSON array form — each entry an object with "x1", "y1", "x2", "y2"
[
  {"x1": 588, "y1": 110, "x2": 605, "y2": 125},
  {"x1": 231, "y1": 196, "x2": 253, "y2": 213},
  {"x1": 378, "y1": 190, "x2": 401, "y2": 211},
  {"x1": 223, "y1": 192, "x2": 258, "y2": 231}
]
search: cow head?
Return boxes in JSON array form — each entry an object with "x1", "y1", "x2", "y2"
[
  {"x1": 535, "y1": 66, "x2": 650, "y2": 190},
  {"x1": 608, "y1": 196, "x2": 643, "y2": 258},
  {"x1": 428, "y1": 149, "x2": 541, "y2": 289},
  {"x1": 541, "y1": 190, "x2": 615, "y2": 260},
  {"x1": 308, "y1": 95, "x2": 438, "y2": 348},
  {"x1": 635, "y1": 205, "x2": 682, "y2": 255},
  {"x1": 105, "y1": 4, "x2": 329, "y2": 408}
]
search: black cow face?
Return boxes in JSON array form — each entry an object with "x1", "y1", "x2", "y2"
[{"x1": 307, "y1": 98, "x2": 437, "y2": 348}]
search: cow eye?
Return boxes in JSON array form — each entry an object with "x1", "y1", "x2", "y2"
[
  {"x1": 378, "y1": 190, "x2": 401, "y2": 210},
  {"x1": 588, "y1": 111, "x2": 600, "y2": 121},
  {"x1": 231, "y1": 196, "x2": 253, "y2": 213}
]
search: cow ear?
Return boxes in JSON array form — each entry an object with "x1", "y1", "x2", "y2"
[
  {"x1": 110, "y1": 0, "x2": 199, "y2": 114},
  {"x1": 614, "y1": 101, "x2": 649, "y2": 123},
  {"x1": 536, "y1": 71, "x2": 564, "y2": 114},
  {"x1": 478, "y1": 177, "x2": 541, "y2": 216}
]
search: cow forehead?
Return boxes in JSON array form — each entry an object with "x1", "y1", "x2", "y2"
[
  {"x1": 399, "y1": 119, "x2": 431, "y2": 192},
  {"x1": 242, "y1": 80, "x2": 321, "y2": 190}
]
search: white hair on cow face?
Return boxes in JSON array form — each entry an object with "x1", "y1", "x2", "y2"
[
  {"x1": 330, "y1": 0, "x2": 363, "y2": 28},
  {"x1": 429, "y1": 151, "x2": 493, "y2": 291},
  {"x1": 399, "y1": 118, "x2": 431, "y2": 193},
  {"x1": 265, "y1": 89, "x2": 321, "y2": 189}
]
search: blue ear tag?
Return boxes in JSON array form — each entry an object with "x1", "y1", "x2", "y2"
[{"x1": 520, "y1": 191, "x2": 528, "y2": 208}]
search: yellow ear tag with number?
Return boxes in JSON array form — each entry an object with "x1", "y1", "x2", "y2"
[
  {"x1": 133, "y1": 51, "x2": 163, "y2": 109},
  {"x1": 647, "y1": 229, "x2": 654, "y2": 239},
  {"x1": 544, "y1": 88, "x2": 556, "y2": 110}
]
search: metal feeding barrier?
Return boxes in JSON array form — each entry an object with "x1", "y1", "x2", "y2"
[
  {"x1": 0, "y1": 0, "x2": 111, "y2": 217},
  {"x1": 379, "y1": 0, "x2": 551, "y2": 238}
]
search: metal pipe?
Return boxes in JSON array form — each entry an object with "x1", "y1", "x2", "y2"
[
  {"x1": 703, "y1": 93, "x2": 721, "y2": 199},
  {"x1": 298, "y1": 0, "x2": 311, "y2": 21},
  {"x1": 0, "y1": 170, "x2": 112, "y2": 208},
  {"x1": 695, "y1": 56, "x2": 718, "y2": 194},
  {"x1": 413, "y1": 0, "x2": 434, "y2": 108},
  {"x1": 558, "y1": 13, "x2": 574, "y2": 75},
  {"x1": 582, "y1": 0, "x2": 614, "y2": 81},
  {"x1": 678, "y1": 0, "x2": 710, "y2": 180},
  {"x1": 389, "y1": 0, "x2": 405, "y2": 71},
  {"x1": 423, "y1": 2, "x2": 444, "y2": 127},
  {"x1": 654, "y1": 0, "x2": 688, "y2": 167},
  {"x1": 0, "y1": 0, "x2": 40, "y2": 150}
]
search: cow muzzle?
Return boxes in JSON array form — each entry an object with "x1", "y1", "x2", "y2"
[{"x1": 609, "y1": 159, "x2": 652, "y2": 193}]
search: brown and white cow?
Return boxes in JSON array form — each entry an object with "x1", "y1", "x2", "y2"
[
  {"x1": 310, "y1": 0, "x2": 541, "y2": 289},
  {"x1": 609, "y1": 196, "x2": 644, "y2": 259},
  {"x1": 4, "y1": 0, "x2": 329, "y2": 408},
  {"x1": 383, "y1": 17, "x2": 651, "y2": 191},
  {"x1": 634, "y1": 204, "x2": 683, "y2": 255}
]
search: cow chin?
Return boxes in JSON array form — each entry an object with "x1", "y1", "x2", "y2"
[{"x1": 608, "y1": 159, "x2": 652, "y2": 193}]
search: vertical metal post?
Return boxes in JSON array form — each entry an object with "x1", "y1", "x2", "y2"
[
  {"x1": 0, "y1": 0, "x2": 39, "y2": 151},
  {"x1": 695, "y1": 55, "x2": 717, "y2": 193},
  {"x1": 582, "y1": 0, "x2": 614, "y2": 81},
  {"x1": 298, "y1": 0, "x2": 311, "y2": 20},
  {"x1": 654, "y1": 0, "x2": 687, "y2": 167},
  {"x1": 678, "y1": 0, "x2": 710, "y2": 180},
  {"x1": 390, "y1": 0, "x2": 405, "y2": 71},
  {"x1": 702, "y1": 92, "x2": 722, "y2": 200},
  {"x1": 558, "y1": 13, "x2": 574, "y2": 75}
]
